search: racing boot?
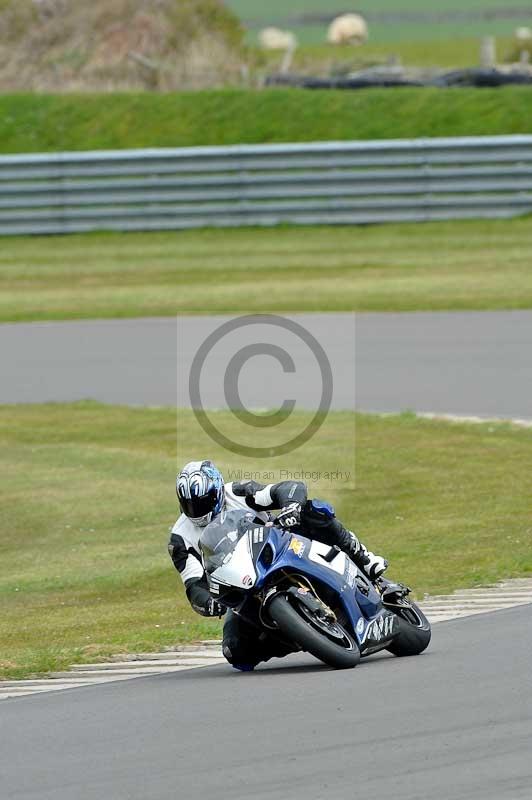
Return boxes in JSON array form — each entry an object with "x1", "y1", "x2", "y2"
[{"x1": 342, "y1": 530, "x2": 388, "y2": 582}]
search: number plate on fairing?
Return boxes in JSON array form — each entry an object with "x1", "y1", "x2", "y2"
[{"x1": 307, "y1": 540, "x2": 348, "y2": 575}]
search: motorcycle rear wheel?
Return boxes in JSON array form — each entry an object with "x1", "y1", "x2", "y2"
[
  {"x1": 386, "y1": 601, "x2": 431, "y2": 656},
  {"x1": 268, "y1": 594, "x2": 360, "y2": 669}
]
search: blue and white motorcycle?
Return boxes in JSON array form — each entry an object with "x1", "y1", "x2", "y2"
[{"x1": 200, "y1": 508, "x2": 431, "y2": 669}]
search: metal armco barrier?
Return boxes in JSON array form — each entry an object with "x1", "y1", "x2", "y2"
[{"x1": 0, "y1": 135, "x2": 531, "y2": 235}]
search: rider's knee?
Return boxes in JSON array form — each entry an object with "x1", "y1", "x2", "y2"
[{"x1": 222, "y1": 637, "x2": 258, "y2": 667}]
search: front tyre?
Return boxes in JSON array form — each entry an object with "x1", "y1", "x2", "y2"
[
  {"x1": 386, "y1": 601, "x2": 431, "y2": 657},
  {"x1": 268, "y1": 594, "x2": 360, "y2": 669}
]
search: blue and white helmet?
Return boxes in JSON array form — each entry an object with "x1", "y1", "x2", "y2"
[{"x1": 176, "y1": 460, "x2": 225, "y2": 527}]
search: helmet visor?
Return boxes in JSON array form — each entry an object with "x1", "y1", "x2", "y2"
[{"x1": 178, "y1": 487, "x2": 218, "y2": 519}]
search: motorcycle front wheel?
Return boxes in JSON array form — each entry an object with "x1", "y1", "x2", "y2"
[{"x1": 268, "y1": 593, "x2": 360, "y2": 669}]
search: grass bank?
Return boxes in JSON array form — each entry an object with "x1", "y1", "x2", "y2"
[
  {"x1": 1, "y1": 218, "x2": 532, "y2": 322},
  {"x1": 1, "y1": 402, "x2": 531, "y2": 679},
  {"x1": 1, "y1": 88, "x2": 531, "y2": 153}
]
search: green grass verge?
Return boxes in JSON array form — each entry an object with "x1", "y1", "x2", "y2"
[
  {"x1": 1, "y1": 402, "x2": 531, "y2": 679},
  {"x1": 1, "y1": 87, "x2": 532, "y2": 153},
  {"x1": 282, "y1": 37, "x2": 515, "y2": 70},
  {"x1": 1, "y1": 218, "x2": 532, "y2": 322}
]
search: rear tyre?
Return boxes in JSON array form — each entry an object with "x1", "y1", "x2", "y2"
[
  {"x1": 268, "y1": 594, "x2": 360, "y2": 669},
  {"x1": 386, "y1": 602, "x2": 431, "y2": 657}
]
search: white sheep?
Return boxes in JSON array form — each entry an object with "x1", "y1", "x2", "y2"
[
  {"x1": 515, "y1": 27, "x2": 532, "y2": 43},
  {"x1": 259, "y1": 27, "x2": 297, "y2": 51},
  {"x1": 513, "y1": 26, "x2": 532, "y2": 64},
  {"x1": 327, "y1": 13, "x2": 368, "y2": 46}
]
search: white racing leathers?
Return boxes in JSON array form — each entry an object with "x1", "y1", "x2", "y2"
[
  {"x1": 167, "y1": 478, "x2": 387, "y2": 616},
  {"x1": 168, "y1": 480, "x2": 307, "y2": 615}
]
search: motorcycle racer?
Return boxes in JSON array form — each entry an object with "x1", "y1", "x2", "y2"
[{"x1": 168, "y1": 460, "x2": 388, "y2": 669}]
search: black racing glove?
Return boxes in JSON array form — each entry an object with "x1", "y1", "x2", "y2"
[
  {"x1": 186, "y1": 578, "x2": 226, "y2": 618},
  {"x1": 204, "y1": 597, "x2": 226, "y2": 618},
  {"x1": 276, "y1": 502, "x2": 302, "y2": 529}
]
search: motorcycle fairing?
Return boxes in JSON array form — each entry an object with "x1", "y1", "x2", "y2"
[
  {"x1": 253, "y1": 528, "x2": 394, "y2": 649},
  {"x1": 201, "y1": 511, "x2": 398, "y2": 651},
  {"x1": 209, "y1": 532, "x2": 258, "y2": 590}
]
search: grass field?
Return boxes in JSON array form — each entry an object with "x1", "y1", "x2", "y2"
[
  {"x1": 278, "y1": 37, "x2": 516, "y2": 72},
  {"x1": 227, "y1": 0, "x2": 527, "y2": 43},
  {"x1": 1, "y1": 88, "x2": 531, "y2": 154},
  {"x1": 1, "y1": 402, "x2": 531, "y2": 680},
  {"x1": 1, "y1": 218, "x2": 532, "y2": 322}
]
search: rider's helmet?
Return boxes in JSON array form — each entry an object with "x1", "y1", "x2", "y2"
[{"x1": 176, "y1": 460, "x2": 225, "y2": 527}]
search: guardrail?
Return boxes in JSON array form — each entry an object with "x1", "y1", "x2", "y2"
[{"x1": 0, "y1": 135, "x2": 531, "y2": 235}]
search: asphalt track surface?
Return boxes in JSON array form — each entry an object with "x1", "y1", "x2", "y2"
[
  {"x1": 1, "y1": 311, "x2": 531, "y2": 419},
  {"x1": 1, "y1": 607, "x2": 531, "y2": 800}
]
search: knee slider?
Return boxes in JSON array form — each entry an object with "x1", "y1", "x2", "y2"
[
  {"x1": 222, "y1": 638, "x2": 257, "y2": 666},
  {"x1": 222, "y1": 639, "x2": 239, "y2": 664}
]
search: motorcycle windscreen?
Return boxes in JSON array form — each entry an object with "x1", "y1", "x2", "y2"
[{"x1": 200, "y1": 508, "x2": 256, "y2": 574}]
